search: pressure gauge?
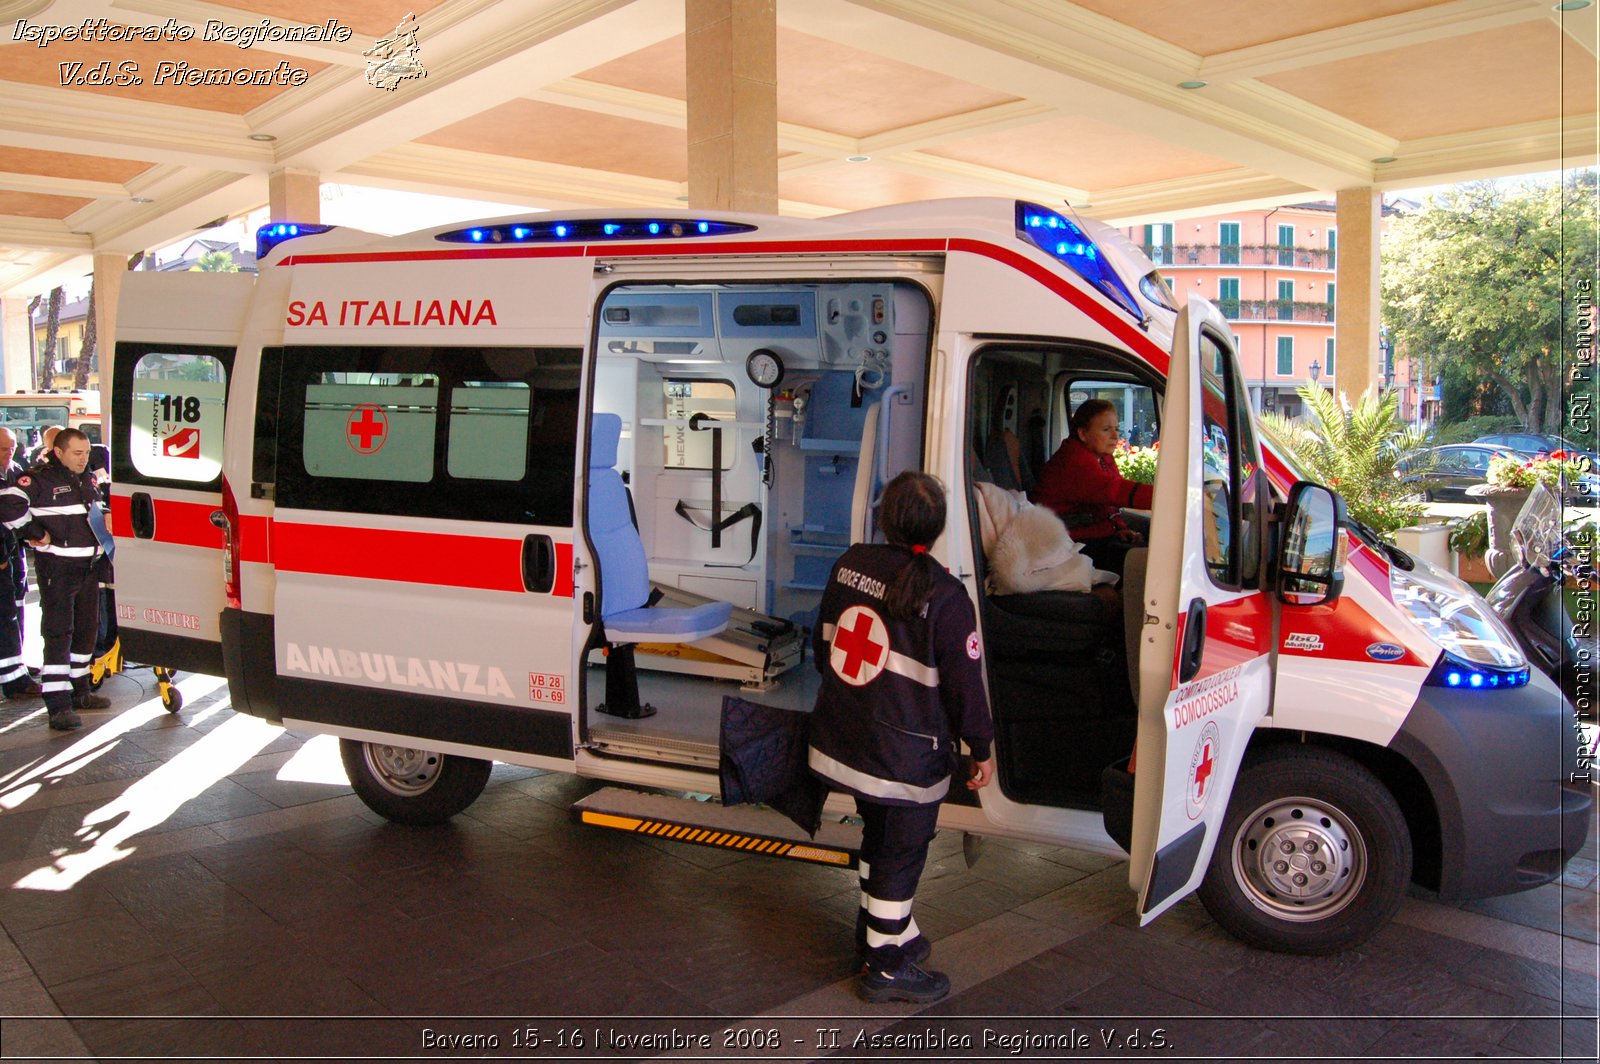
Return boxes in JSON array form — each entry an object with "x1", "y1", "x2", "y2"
[{"x1": 746, "y1": 348, "x2": 784, "y2": 389}]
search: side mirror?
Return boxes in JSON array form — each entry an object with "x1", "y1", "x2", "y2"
[{"x1": 1276, "y1": 482, "x2": 1347, "y2": 606}]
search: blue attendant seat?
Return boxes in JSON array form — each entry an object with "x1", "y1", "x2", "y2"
[{"x1": 589, "y1": 413, "x2": 731, "y2": 717}]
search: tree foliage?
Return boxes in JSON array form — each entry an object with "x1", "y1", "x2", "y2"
[
  {"x1": 1382, "y1": 174, "x2": 1598, "y2": 436},
  {"x1": 1261, "y1": 385, "x2": 1428, "y2": 538},
  {"x1": 194, "y1": 249, "x2": 239, "y2": 273}
]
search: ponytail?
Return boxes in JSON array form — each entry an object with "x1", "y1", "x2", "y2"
[{"x1": 877, "y1": 471, "x2": 947, "y2": 621}]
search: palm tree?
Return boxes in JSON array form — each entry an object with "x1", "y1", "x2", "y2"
[
  {"x1": 1261, "y1": 386, "x2": 1429, "y2": 538},
  {"x1": 72, "y1": 281, "x2": 96, "y2": 390},
  {"x1": 38, "y1": 287, "x2": 63, "y2": 391}
]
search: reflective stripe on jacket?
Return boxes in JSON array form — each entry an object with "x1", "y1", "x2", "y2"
[{"x1": 0, "y1": 459, "x2": 101, "y2": 560}]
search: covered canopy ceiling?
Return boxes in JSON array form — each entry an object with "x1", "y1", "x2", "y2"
[{"x1": 0, "y1": 0, "x2": 1594, "y2": 296}]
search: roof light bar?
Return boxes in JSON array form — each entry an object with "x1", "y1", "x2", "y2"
[
  {"x1": 256, "y1": 222, "x2": 335, "y2": 259},
  {"x1": 1425, "y1": 651, "x2": 1530, "y2": 691},
  {"x1": 435, "y1": 218, "x2": 758, "y2": 244},
  {"x1": 1015, "y1": 202, "x2": 1143, "y2": 322}
]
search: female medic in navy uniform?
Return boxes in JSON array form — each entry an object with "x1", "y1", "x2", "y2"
[{"x1": 807, "y1": 470, "x2": 995, "y2": 1004}]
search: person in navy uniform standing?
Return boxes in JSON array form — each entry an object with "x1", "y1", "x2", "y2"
[
  {"x1": 808, "y1": 471, "x2": 995, "y2": 1004},
  {"x1": 0, "y1": 428, "x2": 40, "y2": 702},
  {"x1": 0, "y1": 429, "x2": 110, "y2": 731}
]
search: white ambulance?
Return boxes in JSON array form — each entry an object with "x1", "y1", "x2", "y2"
[
  {"x1": 108, "y1": 199, "x2": 1589, "y2": 954},
  {"x1": 0, "y1": 390, "x2": 102, "y2": 451}
]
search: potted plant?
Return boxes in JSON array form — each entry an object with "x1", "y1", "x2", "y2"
[
  {"x1": 1447, "y1": 510, "x2": 1492, "y2": 584},
  {"x1": 1470, "y1": 451, "x2": 1593, "y2": 577},
  {"x1": 1113, "y1": 440, "x2": 1158, "y2": 484},
  {"x1": 1260, "y1": 386, "x2": 1428, "y2": 540}
]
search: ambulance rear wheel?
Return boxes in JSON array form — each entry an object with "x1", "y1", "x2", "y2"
[
  {"x1": 340, "y1": 739, "x2": 492, "y2": 825},
  {"x1": 1198, "y1": 747, "x2": 1410, "y2": 955}
]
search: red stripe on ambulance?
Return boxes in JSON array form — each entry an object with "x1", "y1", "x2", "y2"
[
  {"x1": 272, "y1": 522, "x2": 574, "y2": 596},
  {"x1": 108, "y1": 495, "x2": 221, "y2": 549}
]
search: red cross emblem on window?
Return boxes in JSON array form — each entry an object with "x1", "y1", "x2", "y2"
[
  {"x1": 830, "y1": 605, "x2": 888, "y2": 687},
  {"x1": 347, "y1": 404, "x2": 388, "y2": 454}
]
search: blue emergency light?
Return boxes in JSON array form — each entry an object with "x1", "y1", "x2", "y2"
[
  {"x1": 1015, "y1": 202, "x2": 1144, "y2": 322},
  {"x1": 1426, "y1": 651, "x2": 1530, "y2": 691},
  {"x1": 435, "y1": 218, "x2": 758, "y2": 244},
  {"x1": 256, "y1": 222, "x2": 335, "y2": 259}
]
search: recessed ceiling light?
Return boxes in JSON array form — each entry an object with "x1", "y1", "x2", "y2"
[
  {"x1": 248, "y1": 133, "x2": 277, "y2": 142},
  {"x1": 1555, "y1": 1, "x2": 1590, "y2": 12},
  {"x1": 130, "y1": 196, "x2": 153, "y2": 203},
  {"x1": 1178, "y1": 80, "x2": 1208, "y2": 90},
  {"x1": 846, "y1": 155, "x2": 870, "y2": 163},
  {"x1": 1372, "y1": 156, "x2": 1398, "y2": 165}
]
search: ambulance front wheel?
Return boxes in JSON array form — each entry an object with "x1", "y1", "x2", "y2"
[
  {"x1": 1198, "y1": 747, "x2": 1410, "y2": 955},
  {"x1": 340, "y1": 739, "x2": 492, "y2": 825}
]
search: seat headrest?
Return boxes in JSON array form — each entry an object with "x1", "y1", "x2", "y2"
[{"x1": 589, "y1": 413, "x2": 621, "y2": 469}]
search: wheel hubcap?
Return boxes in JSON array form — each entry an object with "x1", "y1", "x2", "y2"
[
  {"x1": 363, "y1": 743, "x2": 440, "y2": 796},
  {"x1": 1232, "y1": 797, "x2": 1366, "y2": 922}
]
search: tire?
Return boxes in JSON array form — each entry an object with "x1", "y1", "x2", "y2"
[
  {"x1": 1198, "y1": 747, "x2": 1410, "y2": 955},
  {"x1": 339, "y1": 738, "x2": 492, "y2": 825},
  {"x1": 161, "y1": 686, "x2": 182, "y2": 713}
]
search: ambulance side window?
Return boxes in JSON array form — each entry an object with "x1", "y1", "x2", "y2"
[
  {"x1": 448, "y1": 383, "x2": 530, "y2": 480},
  {"x1": 1197, "y1": 330, "x2": 1262, "y2": 589},
  {"x1": 302, "y1": 372, "x2": 439, "y2": 483},
  {"x1": 274, "y1": 346, "x2": 580, "y2": 525},
  {"x1": 110, "y1": 343, "x2": 234, "y2": 489},
  {"x1": 1203, "y1": 332, "x2": 1235, "y2": 585}
]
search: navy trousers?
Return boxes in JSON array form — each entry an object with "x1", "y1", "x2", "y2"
[
  {"x1": 35, "y1": 555, "x2": 98, "y2": 716},
  {"x1": 0, "y1": 552, "x2": 26, "y2": 695},
  {"x1": 854, "y1": 797, "x2": 940, "y2": 970}
]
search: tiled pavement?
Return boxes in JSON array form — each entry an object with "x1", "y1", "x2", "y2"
[{"x1": 0, "y1": 668, "x2": 1594, "y2": 1063}]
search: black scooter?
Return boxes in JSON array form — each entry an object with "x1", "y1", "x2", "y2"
[{"x1": 1485, "y1": 484, "x2": 1591, "y2": 718}]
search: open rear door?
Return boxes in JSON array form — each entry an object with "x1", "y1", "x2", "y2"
[
  {"x1": 1129, "y1": 294, "x2": 1273, "y2": 922},
  {"x1": 109, "y1": 272, "x2": 255, "y2": 676}
]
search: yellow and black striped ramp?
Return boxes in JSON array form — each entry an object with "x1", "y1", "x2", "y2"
[{"x1": 572, "y1": 787, "x2": 859, "y2": 869}]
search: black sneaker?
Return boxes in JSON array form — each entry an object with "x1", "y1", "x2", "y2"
[
  {"x1": 855, "y1": 934, "x2": 931, "y2": 974},
  {"x1": 858, "y1": 958, "x2": 950, "y2": 1004},
  {"x1": 73, "y1": 692, "x2": 111, "y2": 710},
  {"x1": 48, "y1": 709, "x2": 82, "y2": 731}
]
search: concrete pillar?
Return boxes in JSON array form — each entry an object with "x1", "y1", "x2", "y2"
[
  {"x1": 268, "y1": 168, "x2": 321, "y2": 223},
  {"x1": 92, "y1": 252, "x2": 125, "y2": 415},
  {"x1": 685, "y1": 0, "x2": 777, "y2": 214},
  {"x1": 0, "y1": 299, "x2": 33, "y2": 394},
  {"x1": 1334, "y1": 187, "x2": 1381, "y2": 404}
]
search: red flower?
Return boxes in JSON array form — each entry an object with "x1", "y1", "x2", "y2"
[{"x1": 1549, "y1": 450, "x2": 1568, "y2": 460}]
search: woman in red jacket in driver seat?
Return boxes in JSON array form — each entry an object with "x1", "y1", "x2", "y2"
[{"x1": 1030, "y1": 398, "x2": 1153, "y2": 576}]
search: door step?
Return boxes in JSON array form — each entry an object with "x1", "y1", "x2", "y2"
[
  {"x1": 586, "y1": 726, "x2": 720, "y2": 769},
  {"x1": 572, "y1": 786, "x2": 860, "y2": 868}
]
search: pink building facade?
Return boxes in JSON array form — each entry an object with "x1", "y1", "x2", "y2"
[
  {"x1": 1124, "y1": 200, "x2": 1439, "y2": 425},
  {"x1": 1124, "y1": 203, "x2": 1341, "y2": 419}
]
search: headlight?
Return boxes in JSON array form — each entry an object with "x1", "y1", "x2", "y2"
[{"x1": 1390, "y1": 556, "x2": 1526, "y2": 669}]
